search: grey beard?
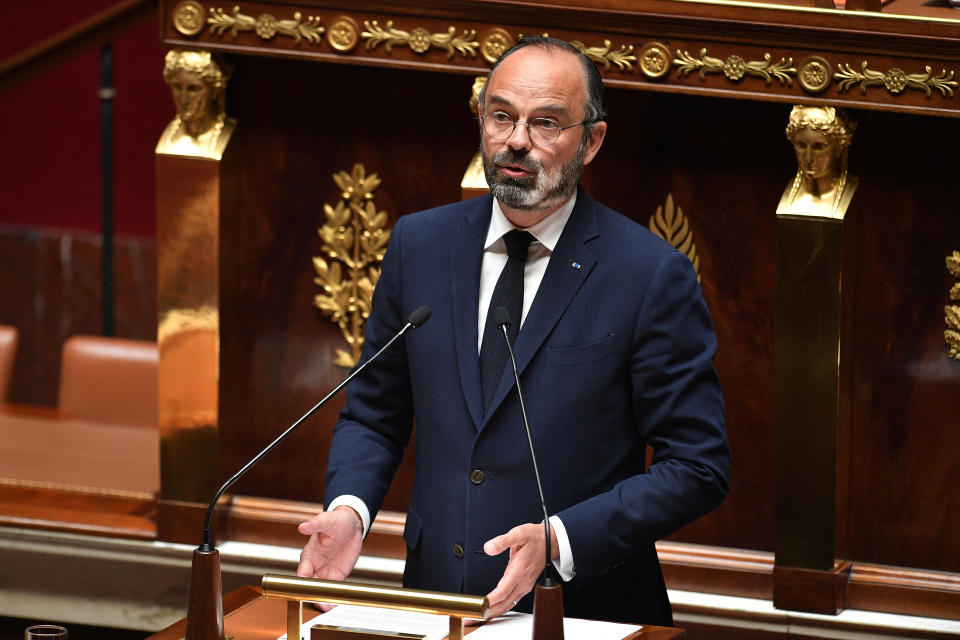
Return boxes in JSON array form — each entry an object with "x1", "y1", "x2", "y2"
[{"x1": 481, "y1": 141, "x2": 586, "y2": 212}]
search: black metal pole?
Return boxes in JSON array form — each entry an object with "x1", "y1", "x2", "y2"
[{"x1": 99, "y1": 43, "x2": 115, "y2": 336}]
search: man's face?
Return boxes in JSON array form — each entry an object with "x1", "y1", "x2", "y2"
[
  {"x1": 169, "y1": 70, "x2": 211, "y2": 123},
  {"x1": 478, "y1": 47, "x2": 606, "y2": 222},
  {"x1": 792, "y1": 127, "x2": 839, "y2": 181}
]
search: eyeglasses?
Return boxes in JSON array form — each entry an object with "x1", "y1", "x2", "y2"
[{"x1": 481, "y1": 111, "x2": 591, "y2": 147}]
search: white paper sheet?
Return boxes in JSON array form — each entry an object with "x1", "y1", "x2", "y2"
[
  {"x1": 278, "y1": 604, "x2": 451, "y2": 640},
  {"x1": 466, "y1": 612, "x2": 640, "y2": 640}
]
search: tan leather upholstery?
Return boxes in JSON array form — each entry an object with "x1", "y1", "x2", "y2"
[
  {"x1": 58, "y1": 335, "x2": 158, "y2": 429},
  {"x1": 0, "y1": 325, "x2": 17, "y2": 403}
]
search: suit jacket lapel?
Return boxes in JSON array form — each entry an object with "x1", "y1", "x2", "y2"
[
  {"x1": 482, "y1": 188, "x2": 600, "y2": 427},
  {"x1": 451, "y1": 195, "x2": 494, "y2": 431}
]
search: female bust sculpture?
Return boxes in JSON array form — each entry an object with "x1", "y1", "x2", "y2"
[
  {"x1": 777, "y1": 105, "x2": 858, "y2": 219},
  {"x1": 156, "y1": 49, "x2": 236, "y2": 160}
]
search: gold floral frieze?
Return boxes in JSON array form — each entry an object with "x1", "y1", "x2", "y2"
[
  {"x1": 649, "y1": 194, "x2": 700, "y2": 281},
  {"x1": 675, "y1": 49, "x2": 795, "y2": 86},
  {"x1": 946, "y1": 251, "x2": 960, "y2": 362},
  {"x1": 327, "y1": 15, "x2": 360, "y2": 53},
  {"x1": 480, "y1": 28, "x2": 515, "y2": 64},
  {"x1": 313, "y1": 164, "x2": 391, "y2": 368},
  {"x1": 797, "y1": 56, "x2": 832, "y2": 93},
  {"x1": 639, "y1": 43, "x2": 672, "y2": 80},
  {"x1": 173, "y1": 1, "x2": 205, "y2": 36},
  {"x1": 570, "y1": 40, "x2": 636, "y2": 72},
  {"x1": 362, "y1": 20, "x2": 478, "y2": 59},
  {"x1": 208, "y1": 6, "x2": 324, "y2": 44},
  {"x1": 835, "y1": 62, "x2": 957, "y2": 98}
]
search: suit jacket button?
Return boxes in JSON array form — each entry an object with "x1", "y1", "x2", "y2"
[
  {"x1": 470, "y1": 469, "x2": 485, "y2": 485},
  {"x1": 453, "y1": 543, "x2": 464, "y2": 558}
]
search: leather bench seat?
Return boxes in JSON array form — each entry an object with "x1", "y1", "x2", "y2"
[{"x1": 0, "y1": 334, "x2": 160, "y2": 495}]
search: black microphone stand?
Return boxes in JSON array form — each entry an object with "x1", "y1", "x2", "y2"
[
  {"x1": 184, "y1": 306, "x2": 430, "y2": 640},
  {"x1": 496, "y1": 307, "x2": 564, "y2": 640}
]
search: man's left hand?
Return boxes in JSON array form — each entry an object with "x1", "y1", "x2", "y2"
[{"x1": 482, "y1": 522, "x2": 558, "y2": 619}]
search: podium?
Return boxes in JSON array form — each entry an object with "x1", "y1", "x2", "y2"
[{"x1": 147, "y1": 586, "x2": 686, "y2": 640}]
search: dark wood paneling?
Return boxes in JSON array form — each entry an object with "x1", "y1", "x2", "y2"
[
  {"x1": 218, "y1": 58, "x2": 474, "y2": 509},
  {"x1": 843, "y1": 110, "x2": 960, "y2": 573},
  {"x1": 0, "y1": 227, "x2": 156, "y2": 406}
]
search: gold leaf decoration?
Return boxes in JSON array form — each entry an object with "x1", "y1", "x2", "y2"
[
  {"x1": 834, "y1": 62, "x2": 958, "y2": 98},
  {"x1": 361, "y1": 20, "x2": 478, "y2": 59},
  {"x1": 947, "y1": 251, "x2": 960, "y2": 362},
  {"x1": 674, "y1": 48, "x2": 795, "y2": 86},
  {"x1": 208, "y1": 6, "x2": 324, "y2": 44},
  {"x1": 649, "y1": 193, "x2": 700, "y2": 281},
  {"x1": 313, "y1": 164, "x2": 391, "y2": 368},
  {"x1": 570, "y1": 39, "x2": 636, "y2": 72},
  {"x1": 947, "y1": 251, "x2": 960, "y2": 280}
]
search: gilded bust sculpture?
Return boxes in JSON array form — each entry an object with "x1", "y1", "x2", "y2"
[
  {"x1": 156, "y1": 49, "x2": 236, "y2": 160},
  {"x1": 777, "y1": 105, "x2": 858, "y2": 220},
  {"x1": 461, "y1": 76, "x2": 489, "y2": 192}
]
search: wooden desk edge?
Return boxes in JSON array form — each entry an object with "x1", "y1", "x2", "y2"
[{"x1": 147, "y1": 586, "x2": 684, "y2": 640}]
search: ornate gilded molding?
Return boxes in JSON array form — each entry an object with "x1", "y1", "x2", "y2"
[
  {"x1": 313, "y1": 164, "x2": 391, "y2": 368},
  {"x1": 797, "y1": 56, "x2": 832, "y2": 93},
  {"x1": 649, "y1": 194, "x2": 701, "y2": 281},
  {"x1": 480, "y1": 28, "x2": 515, "y2": 64},
  {"x1": 208, "y1": 6, "x2": 324, "y2": 44},
  {"x1": 361, "y1": 20, "x2": 478, "y2": 59},
  {"x1": 172, "y1": 1, "x2": 205, "y2": 37},
  {"x1": 834, "y1": 62, "x2": 957, "y2": 98},
  {"x1": 570, "y1": 39, "x2": 636, "y2": 72},
  {"x1": 675, "y1": 49, "x2": 795, "y2": 86},
  {"x1": 946, "y1": 251, "x2": 960, "y2": 362},
  {"x1": 327, "y1": 15, "x2": 360, "y2": 53},
  {"x1": 639, "y1": 43, "x2": 672, "y2": 80}
]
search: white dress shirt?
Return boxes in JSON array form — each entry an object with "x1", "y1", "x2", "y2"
[{"x1": 330, "y1": 192, "x2": 579, "y2": 582}]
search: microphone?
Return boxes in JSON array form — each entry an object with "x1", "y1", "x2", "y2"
[
  {"x1": 493, "y1": 306, "x2": 564, "y2": 640},
  {"x1": 185, "y1": 305, "x2": 431, "y2": 640}
]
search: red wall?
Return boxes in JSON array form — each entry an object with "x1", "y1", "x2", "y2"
[{"x1": 0, "y1": 1, "x2": 171, "y2": 237}]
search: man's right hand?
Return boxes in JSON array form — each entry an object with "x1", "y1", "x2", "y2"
[{"x1": 296, "y1": 506, "x2": 363, "y2": 581}]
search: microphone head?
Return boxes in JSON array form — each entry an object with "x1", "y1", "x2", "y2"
[
  {"x1": 407, "y1": 305, "x2": 432, "y2": 328},
  {"x1": 492, "y1": 306, "x2": 511, "y2": 328}
]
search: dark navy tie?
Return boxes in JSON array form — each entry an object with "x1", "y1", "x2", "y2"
[{"x1": 479, "y1": 230, "x2": 535, "y2": 413}]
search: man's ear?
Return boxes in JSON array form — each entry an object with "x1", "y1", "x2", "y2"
[{"x1": 582, "y1": 121, "x2": 607, "y2": 167}]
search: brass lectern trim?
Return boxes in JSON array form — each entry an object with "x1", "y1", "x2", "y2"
[
  {"x1": 313, "y1": 164, "x2": 391, "y2": 368},
  {"x1": 648, "y1": 193, "x2": 701, "y2": 281},
  {"x1": 835, "y1": 62, "x2": 958, "y2": 98},
  {"x1": 361, "y1": 20, "x2": 479, "y2": 59},
  {"x1": 946, "y1": 251, "x2": 960, "y2": 362},
  {"x1": 262, "y1": 574, "x2": 488, "y2": 619},
  {"x1": 208, "y1": 6, "x2": 325, "y2": 44},
  {"x1": 675, "y1": 48, "x2": 796, "y2": 86}
]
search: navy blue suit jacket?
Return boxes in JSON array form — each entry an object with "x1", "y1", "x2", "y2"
[{"x1": 324, "y1": 189, "x2": 730, "y2": 625}]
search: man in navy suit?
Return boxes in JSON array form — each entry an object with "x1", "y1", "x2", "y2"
[{"x1": 297, "y1": 36, "x2": 730, "y2": 626}]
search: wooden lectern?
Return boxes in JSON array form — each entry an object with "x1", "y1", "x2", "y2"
[{"x1": 147, "y1": 586, "x2": 686, "y2": 640}]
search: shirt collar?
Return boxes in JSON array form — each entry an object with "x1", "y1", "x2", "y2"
[{"x1": 484, "y1": 192, "x2": 577, "y2": 252}]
